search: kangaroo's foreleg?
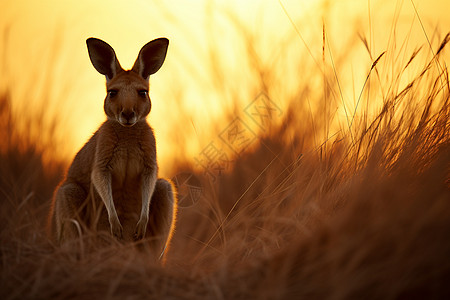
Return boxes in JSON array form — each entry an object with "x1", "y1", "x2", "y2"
[
  {"x1": 134, "y1": 167, "x2": 157, "y2": 240},
  {"x1": 91, "y1": 168, "x2": 123, "y2": 239}
]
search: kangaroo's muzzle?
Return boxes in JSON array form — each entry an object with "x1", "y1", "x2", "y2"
[{"x1": 119, "y1": 110, "x2": 137, "y2": 126}]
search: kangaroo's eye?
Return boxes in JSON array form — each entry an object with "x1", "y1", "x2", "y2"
[
  {"x1": 138, "y1": 90, "x2": 148, "y2": 97},
  {"x1": 108, "y1": 90, "x2": 118, "y2": 98}
]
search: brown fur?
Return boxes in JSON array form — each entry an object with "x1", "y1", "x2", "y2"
[{"x1": 48, "y1": 38, "x2": 177, "y2": 257}]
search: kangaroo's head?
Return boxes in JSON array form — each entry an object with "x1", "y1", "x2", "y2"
[{"x1": 86, "y1": 38, "x2": 168, "y2": 127}]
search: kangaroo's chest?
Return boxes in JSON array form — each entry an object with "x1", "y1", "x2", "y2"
[{"x1": 110, "y1": 142, "x2": 145, "y2": 185}]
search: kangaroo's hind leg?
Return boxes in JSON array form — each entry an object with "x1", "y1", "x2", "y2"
[
  {"x1": 54, "y1": 181, "x2": 87, "y2": 243},
  {"x1": 146, "y1": 178, "x2": 177, "y2": 259}
]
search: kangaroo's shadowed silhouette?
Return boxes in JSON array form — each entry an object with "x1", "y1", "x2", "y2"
[{"x1": 48, "y1": 38, "x2": 177, "y2": 259}]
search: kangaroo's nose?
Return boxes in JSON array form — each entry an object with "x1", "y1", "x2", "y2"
[{"x1": 121, "y1": 110, "x2": 136, "y2": 121}]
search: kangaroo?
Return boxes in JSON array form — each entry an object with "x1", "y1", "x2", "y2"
[{"x1": 49, "y1": 37, "x2": 177, "y2": 257}]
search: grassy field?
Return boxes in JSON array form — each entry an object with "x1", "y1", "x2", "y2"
[{"x1": 1, "y1": 17, "x2": 450, "y2": 300}]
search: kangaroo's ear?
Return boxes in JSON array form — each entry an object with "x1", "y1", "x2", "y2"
[
  {"x1": 132, "y1": 38, "x2": 169, "y2": 80},
  {"x1": 86, "y1": 38, "x2": 123, "y2": 81}
]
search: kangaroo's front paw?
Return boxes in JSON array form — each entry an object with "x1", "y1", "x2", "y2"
[
  {"x1": 134, "y1": 218, "x2": 148, "y2": 240},
  {"x1": 109, "y1": 218, "x2": 123, "y2": 239}
]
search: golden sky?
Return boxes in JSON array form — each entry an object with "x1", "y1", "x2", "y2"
[{"x1": 1, "y1": 0, "x2": 449, "y2": 175}]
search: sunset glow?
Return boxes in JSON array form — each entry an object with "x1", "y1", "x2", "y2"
[
  {"x1": 2, "y1": 1, "x2": 450, "y2": 297},
  {"x1": 1, "y1": 0, "x2": 449, "y2": 175}
]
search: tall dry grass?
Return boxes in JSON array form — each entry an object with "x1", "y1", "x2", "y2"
[{"x1": 1, "y1": 18, "x2": 450, "y2": 300}]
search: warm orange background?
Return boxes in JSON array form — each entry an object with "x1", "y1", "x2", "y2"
[{"x1": 1, "y1": 0, "x2": 449, "y2": 176}]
